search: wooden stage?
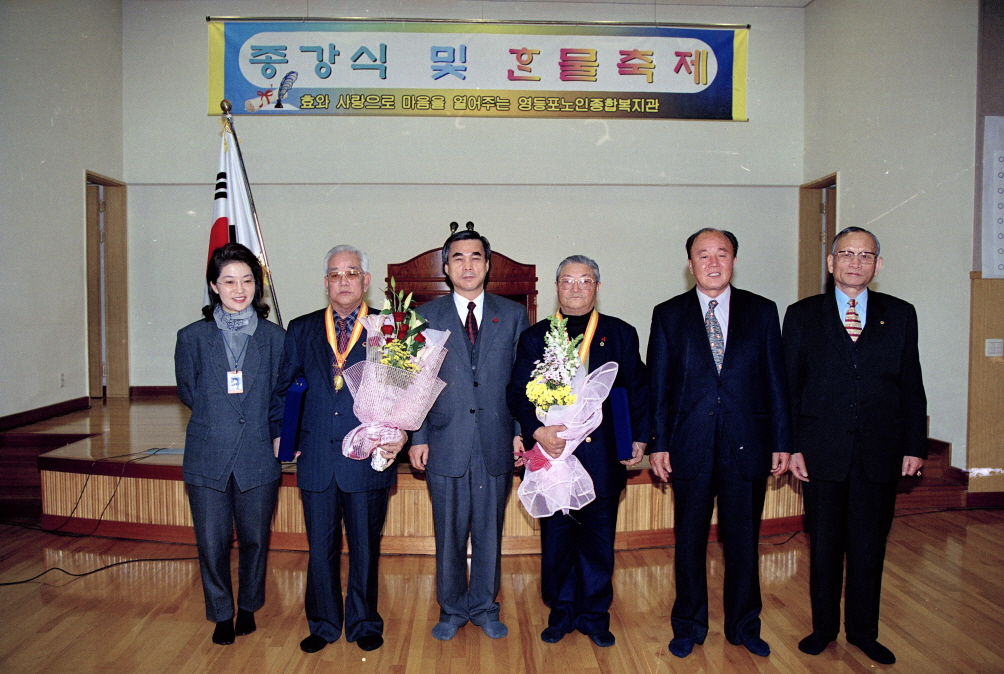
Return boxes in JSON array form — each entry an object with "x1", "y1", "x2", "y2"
[{"x1": 30, "y1": 396, "x2": 808, "y2": 554}]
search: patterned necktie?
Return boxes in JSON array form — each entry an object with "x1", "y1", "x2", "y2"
[
  {"x1": 465, "y1": 301, "x2": 478, "y2": 345},
  {"x1": 705, "y1": 299, "x2": 724, "y2": 372},
  {"x1": 845, "y1": 299, "x2": 862, "y2": 342},
  {"x1": 332, "y1": 318, "x2": 349, "y2": 379}
]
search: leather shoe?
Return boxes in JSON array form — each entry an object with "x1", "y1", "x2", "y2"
[
  {"x1": 540, "y1": 626, "x2": 566, "y2": 643},
  {"x1": 212, "y1": 619, "x2": 235, "y2": 645},
  {"x1": 481, "y1": 620, "x2": 509, "y2": 639},
  {"x1": 299, "y1": 633, "x2": 329, "y2": 653},
  {"x1": 356, "y1": 634, "x2": 384, "y2": 651},
  {"x1": 234, "y1": 609, "x2": 256, "y2": 636},
  {"x1": 742, "y1": 637, "x2": 771, "y2": 657},
  {"x1": 668, "y1": 636, "x2": 695, "y2": 658},
  {"x1": 848, "y1": 637, "x2": 896, "y2": 665},
  {"x1": 431, "y1": 622, "x2": 459, "y2": 641},
  {"x1": 588, "y1": 630, "x2": 616, "y2": 647},
  {"x1": 798, "y1": 632, "x2": 833, "y2": 655}
]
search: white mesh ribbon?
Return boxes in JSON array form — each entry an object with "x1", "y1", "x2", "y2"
[
  {"x1": 518, "y1": 361, "x2": 619, "y2": 517},
  {"x1": 341, "y1": 321, "x2": 450, "y2": 471}
]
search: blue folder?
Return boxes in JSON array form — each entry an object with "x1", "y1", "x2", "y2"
[
  {"x1": 609, "y1": 387, "x2": 634, "y2": 461},
  {"x1": 277, "y1": 377, "x2": 308, "y2": 462}
]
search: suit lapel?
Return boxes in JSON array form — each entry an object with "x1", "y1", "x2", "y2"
[
  {"x1": 685, "y1": 289, "x2": 718, "y2": 373},
  {"x1": 720, "y1": 289, "x2": 747, "y2": 374},
  {"x1": 476, "y1": 294, "x2": 502, "y2": 367},
  {"x1": 855, "y1": 292, "x2": 888, "y2": 355},
  {"x1": 309, "y1": 311, "x2": 337, "y2": 397},
  {"x1": 822, "y1": 290, "x2": 857, "y2": 368},
  {"x1": 239, "y1": 331, "x2": 261, "y2": 400},
  {"x1": 436, "y1": 296, "x2": 473, "y2": 361},
  {"x1": 204, "y1": 322, "x2": 244, "y2": 415}
]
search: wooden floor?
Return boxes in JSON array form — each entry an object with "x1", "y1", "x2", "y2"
[{"x1": 1, "y1": 508, "x2": 1002, "y2": 673}]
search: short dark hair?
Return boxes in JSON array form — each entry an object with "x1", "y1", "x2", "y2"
[
  {"x1": 202, "y1": 243, "x2": 270, "y2": 321},
  {"x1": 831, "y1": 226, "x2": 881, "y2": 256},
  {"x1": 685, "y1": 228, "x2": 739, "y2": 258},
  {"x1": 441, "y1": 227, "x2": 492, "y2": 289}
]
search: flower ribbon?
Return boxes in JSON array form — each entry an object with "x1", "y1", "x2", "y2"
[
  {"x1": 524, "y1": 445, "x2": 553, "y2": 472},
  {"x1": 257, "y1": 89, "x2": 274, "y2": 105}
]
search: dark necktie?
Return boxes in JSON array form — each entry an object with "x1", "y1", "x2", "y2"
[
  {"x1": 705, "y1": 299, "x2": 724, "y2": 372},
  {"x1": 845, "y1": 299, "x2": 862, "y2": 342},
  {"x1": 332, "y1": 318, "x2": 349, "y2": 375},
  {"x1": 465, "y1": 301, "x2": 478, "y2": 345}
]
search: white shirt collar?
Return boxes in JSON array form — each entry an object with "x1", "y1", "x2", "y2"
[{"x1": 453, "y1": 291, "x2": 484, "y2": 326}]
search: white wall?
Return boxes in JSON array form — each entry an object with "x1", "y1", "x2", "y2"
[
  {"x1": 123, "y1": 0, "x2": 805, "y2": 383},
  {"x1": 804, "y1": 0, "x2": 978, "y2": 466},
  {"x1": 0, "y1": 0, "x2": 123, "y2": 417}
]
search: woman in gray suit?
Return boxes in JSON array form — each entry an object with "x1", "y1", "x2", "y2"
[{"x1": 175, "y1": 243, "x2": 286, "y2": 645}]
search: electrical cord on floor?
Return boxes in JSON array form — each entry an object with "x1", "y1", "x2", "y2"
[{"x1": 0, "y1": 555, "x2": 200, "y2": 587}]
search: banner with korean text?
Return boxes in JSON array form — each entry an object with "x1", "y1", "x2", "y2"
[{"x1": 208, "y1": 20, "x2": 748, "y2": 121}]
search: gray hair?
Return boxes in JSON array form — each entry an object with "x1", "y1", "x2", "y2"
[
  {"x1": 555, "y1": 255, "x2": 601, "y2": 283},
  {"x1": 831, "y1": 227, "x2": 881, "y2": 256},
  {"x1": 323, "y1": 245, "x2": 369, "y2": 273}
]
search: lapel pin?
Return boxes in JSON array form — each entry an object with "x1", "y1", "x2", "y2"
[
  {"x1": 880, "y1": 321, "x2": 885, "y2": 325},
  {"x1": 600, "y1": 336, "x2": 606, "y2": 347},
  {"x1": 493, "y1": 317, "x2": 498, "y2": 323}
]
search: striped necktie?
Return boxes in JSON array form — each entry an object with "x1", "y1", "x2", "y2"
[{"x1": 844, "y1": 299, "x2": 862, "y2": 342}]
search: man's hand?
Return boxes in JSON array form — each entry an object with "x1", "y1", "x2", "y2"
[
  {"x1": 378, "y1": 430, "x2": 408, "y2": 460},
  {"x1": 621, "y1": 441, "x2": 646, "y2": 467},
  {"x1": 771, "y1": 452, "x2": 790, "y2": 477},
  {"x1": 273, "y1": 437, "x2": 300, "y2": 460},
  {"x1": 409, "y1": 443, "x2": 430, "y2": 471},
  {"x1": 788, "y1": 452, "x2": 809, "y2": 482},
  {"x1": 513, "y1": 435, "x2": 526, "y2": 467},
  {"x1": 902, "y1": 456, "x2": 924, "y2": 476},
  {"x1": 650, "y1": 451, "x2": 672, "y2": 482},
  {"x1": 533, "y1": 425, "x2": 567, "y2": 458}
]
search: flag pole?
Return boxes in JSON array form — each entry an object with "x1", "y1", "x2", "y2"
[{"x1": 220, "y1": 99, "x2": 284, "y2": 328}]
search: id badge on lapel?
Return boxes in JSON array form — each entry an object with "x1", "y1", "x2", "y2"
[{"x1": 227, "y1": 370, "x2": 244, "y2": 394}]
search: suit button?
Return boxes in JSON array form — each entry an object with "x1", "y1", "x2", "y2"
[
  {"x1": 238, "y1": 418, "x2": 245, "y2": 424},
  {"x1": 334, "y1": 411, "x2": 340, "y2": 416},
  {"x1": 855, "y1": 374, "x2": 861, "y2": 380},
  {"x1": 474, "y1": 382, "x2": 479, "y2": 387},
  {"x1": 717, "y1": 381, "x2": 723, "y2": 387},
  {"x1": 470, "y1": 408, "x2": 476, "y2": 414},
  {"x1": 585, "y1": 437, "x2": 592, "y2": 443},
  {"x1": 708, "y1": 411, "x2": 715, "y2": 416}
]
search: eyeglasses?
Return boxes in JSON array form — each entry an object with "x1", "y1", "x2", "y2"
[
  {"x1": 558, "y1": 278, "x2": 596, "y2": 288},
  {"x1": 326, "y1": 270, "x2": 363, "y2": 282},
  {"x1": 218, "y1": 279, "x2": 254, "y2": 289},
  {"x1": 834, "y1": 250, "x2": 878, "y2": 265}
]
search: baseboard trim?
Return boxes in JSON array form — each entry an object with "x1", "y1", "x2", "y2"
[
  {"x1": 129, "y1": 386, "x2": 178, "y2": 397},
  {"x1": 0, "y1": 397, "x2": 90, "y2": 432},
  {"x1": 966, "y1": 491, "x2": 1004, "y2": 507}
]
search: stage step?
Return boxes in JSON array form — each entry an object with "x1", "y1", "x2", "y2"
[
  {"x1": 896, "y1": 437, "x2": 966, "y2": 512},
  {"x1": 0, "y1": 432, "x2": 94, "y2": 517}
]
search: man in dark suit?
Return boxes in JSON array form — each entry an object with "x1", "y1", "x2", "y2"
[
  {"x1": 783, "y1": 226, "x2": 926, "y2": 665},
  {"x1": 648, "y1": 228, "x2": 791, "y2": 659},
  {"x1": 273, "y1": 245, "x2": 406, "y2": 654},
  {"x1": 408, "y1": 227, "x2": 529, "y2": 641},
  {"x1": 507, "y1": 255, "x2": 648, "y2": 648}
]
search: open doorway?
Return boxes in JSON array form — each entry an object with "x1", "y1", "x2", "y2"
[
  {"x1": 85, "y1": 172, "x2": 129, "y2": 398},
  {"x1": 797, "y1": 173, "x2": 837, "y2": 300}
]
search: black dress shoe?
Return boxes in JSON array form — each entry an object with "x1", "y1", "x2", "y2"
[
  {"x1": 356, "y1": 634, "x2": 384, "y2": 651},
  {"x1": 212, "y1": 619, "x2": 235, "y2": 645},
  {"x1": 234, "y1": 609, "x2": 256, "y2": 636},
  {"x1": 669, "y1": 636, "x2": 695, "y2": 658},
  {"x1": 299, "y1": 633, "x2": 329, "y2": 653},
  {"x1": 588, "y1": 630, "x2": 616, "y2": 647},
  {"x1": 847, "y1": 637, "x2": 896, "y2": 664},
  {"x1": 798, "y1": 632, "x2": 833, "y2": 655},
  {"x1": 540, "y1": 626, "x2": 566, "y2": 644},
  {"x1": 742, "y1": 636, "x2": 771, "y2": 657}
]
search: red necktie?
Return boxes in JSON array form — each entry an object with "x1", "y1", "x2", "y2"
[
  {"x1": 465, "y1": 302, "x2": 478, "y2": 345},
  {"x1": 844, "y1": 299, "x2": 862, "y2": 342}
]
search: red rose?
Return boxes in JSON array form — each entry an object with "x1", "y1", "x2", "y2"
[
  {"x1": 385, "y1": 336, "x2": 393, "y2": 344},
  {"x1": 393, "y1": 312, "x2": 405, "y2": 322},
  {"x1": 415, "y1": 333, "x2": 426, "y2": 343},
  {"x1": 397, "y1": 328, "x2": 408, "y2": 340},
  {"x1": 381, "y1": 325, "x2": 394, "y2": 335}
]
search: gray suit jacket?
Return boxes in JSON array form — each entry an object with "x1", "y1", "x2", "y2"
[
  {"x1": 412, "y1": 293, "x2": 529, "y2": 478},
  {"x1": 175, "y1": 317, "x2": 286, "y2": 491}
]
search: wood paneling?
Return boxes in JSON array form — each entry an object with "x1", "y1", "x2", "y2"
[
  {"x1": 86, "y1": 185, "x2": 103, "y2": 398},
  {"x1": 103, "y1": 184, "x2": 129, "y2": 397},
  {"x1": 967, "y1": 276, "x2": 1004, "y2": 492}
]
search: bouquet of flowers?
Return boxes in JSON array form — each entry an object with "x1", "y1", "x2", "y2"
[
  {"x1": 341, "y1": 280, "x2": 450, "y2": 471},
  {"x1": 519, "y1": 315, "x2": 619, "y2": 517}
]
